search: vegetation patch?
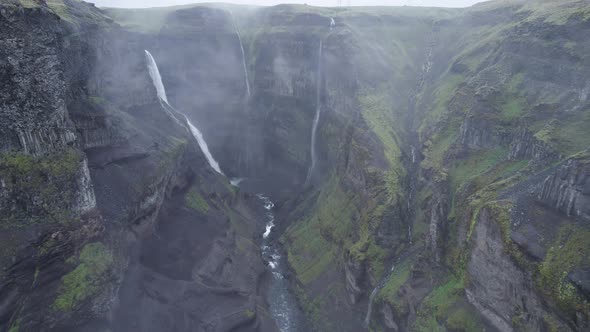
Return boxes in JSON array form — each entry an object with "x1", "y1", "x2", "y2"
[
  {"x1": 185, "y1": 187, "x2": 209, "y2": 213},
  {"x1": 413, "y1": 276, "x2": 484, "y2": 331},
  {"x1": 8, "y1": 318, "x2": 21, "y2": 332},
  {"x1": 422, "y1": 115, "x2": 462, "y2": 169},
  {"x1": 449, "y1": 147, "x2": 508, "y2": 193},
  {"x1": 243, "y1": 309, "x2": 255, "y2": 319},
  {"x1": 538, "y1": 224, "x2": 590, "y2": 316},
  {"x1": 284, "y1": 176, "x2": 355, "y2": 285},
  {"x1": 54, "y1": 242, "x2": 113, "y2": 312},
  {"x1": 0, "y1": 149, "x2": 82, "y2": 227},
  {"x1": 500, "y1": 95, "x2": 525, "y2": 121},
  {"x1": 359, "y1": 91, "x2": 405, "y2": 199},
  {"x1": 418, "y1": 73, "x2": 464, "y2": 136},
  {"x1": 551, "y1": 110, "x2": 590, "y2": 156},
  {"x1": 377, "y1": 258, "x2": 412, "y2": 306}
]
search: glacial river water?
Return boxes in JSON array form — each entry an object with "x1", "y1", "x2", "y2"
[{"x1": 257, "y1": 193, "x2": 306, "y2": 331}]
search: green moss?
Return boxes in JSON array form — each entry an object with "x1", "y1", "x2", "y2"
[
  {"x1": 89, "y1": 96, "x2": 107, "y2": 106},
  {"x1": 47, "y1": 0, "x2": 72, "y2": 22},
  {"x1": 243, "y1": 309, "x2": 255, "y2": 319},
  {"x1": 543, "y1": 314, "x2": 561, "y2": 332},
  {"x1": 500, "y1": 96, "x2": 525, "y2": 121},
  {"x1": 377, "y1": 258, "x2": 412, "y2": 305},
  {"x1": 18, "y1": 0, "x2": 38, "y2": 8},
  {"x1": 419, "y1": 74, "x2": 464, "y2": 136},
  {"x1": 422, "y1": 116, "x2": 462, "y2": 169},
  {"x1": 449, "y1": 147, "x2": 508, "y2": 193},
  {"x1": 359, "y1": 91, "x2": 405, "y2": 200},
  {"x1": 446, "y1": 307, "x2": 481, "y2": 331},
  {"x1": 8, "y1": 318, "x2": 20, "y2": 332},
  {"x1": 552, "y1": 110, "x2": 590, "y2": 156},
  {"x1": 0, "y1": 149, "x2": 82, "y2": 227},
  {"x1": 185, "y1": 187, "x2": 209, "y2": 213},
  {"x1": 53, "y1": 242, "x2": 113, "y2": 312},
  {"x1": 284, "y1": 176, "x2": 355, "y2": 284},
  {"x1": 294, "y1": 283, "x2": 329, "y2": 327},
  {"x1": 425, "y1": 277, "x2": 464, "y2": 315},
  {"x1": 285, "y1": 172, "x2": 392, "y2": 287},
  {"x1": 521, "y1": 1, "x2": 590, "y2": 25},
  {"x1": 413, "y1": 276, "x2": 484, "y2": 331},
  {"x1": 531, "y1": 108, "x2": 590, "y2": 157},
  {"x1": 538, "y1": 224, "x2": 590, "y2": 316}
]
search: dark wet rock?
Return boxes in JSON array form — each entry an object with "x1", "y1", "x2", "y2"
[
  {"x1": 538, "y1": 157, "x2": 590, "y2": 219},
  {"x1": 344, "y1": 254, "x2": 364, "y2": 304},
  {"x1": 467, "y1": 208, "x2": 563, "y2": 332},
  {"x1": 426, "y1": 190, "x2": 448, "y2": 264},
  {"x1": 510, "y1": 223, "x2": 547, "y2": 261},
  {"x1": 508, "y1": 128, "x2": 557, "y2": 161},
  {"x1": 568, "y1": 268, "x2": 590, "y2": 299}
]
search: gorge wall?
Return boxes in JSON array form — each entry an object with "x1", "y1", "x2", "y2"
[{"x1": 1, "y1": 0, "x2": 590, "y2": 331}]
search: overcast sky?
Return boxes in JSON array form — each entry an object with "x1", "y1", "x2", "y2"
[{"x1": 90, "y1": 0, "x2": 486, "y2": 8}]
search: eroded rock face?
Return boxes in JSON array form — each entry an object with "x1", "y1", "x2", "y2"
[
  {"x1": 0, "y1": 2, "x2": 272, "y2": 331},
  {"x1": 466, "y1": 208, "x2": 552, "y2": 332},
  {"x1": 344, "y1": 254, "x2": 365, "y2": 304},
  {"x1": 538, "y1": 158, "x2": 590, "y2": 219},
  {"x1": 509, "y1": 128, "x2": 557, "y2": 161},
  {"x1": 0, "y1": 3, "x2": 76, "y2": 155},
  {"x1": 426, "y1": 190, "x2": 448, "y2": 264}
]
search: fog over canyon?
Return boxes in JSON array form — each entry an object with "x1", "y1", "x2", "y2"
[{"x1": 1, "y1": 0, "x2": 590, "y2": 331}]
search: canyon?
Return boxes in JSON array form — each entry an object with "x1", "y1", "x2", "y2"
[{"x1": 0, "y1": 0, "x2": 589, "y2": 331}]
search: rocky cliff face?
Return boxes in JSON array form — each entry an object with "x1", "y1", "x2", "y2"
[
  {"x1": 538, "y1": 157, "x2": 590, "y2": 219},
  {"x1": 0, "y1": 1, "x2": 273, "y2": 331},
  {"x1": 2, "y1": 0, "x2": 590, "y2": 331}
]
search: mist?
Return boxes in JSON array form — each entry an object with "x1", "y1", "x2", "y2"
[
  {"x1": 5, "y1": 0, "x2": 590, "y2": 331},
  {"x1": 91, "y1": 0, "x2": 486, "y2": 8}
]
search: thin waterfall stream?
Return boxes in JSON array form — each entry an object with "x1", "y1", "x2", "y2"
[
  {"x1": 305, "y1": 40, "x2": 323, "y2": 185},
  {"x1": 230, "y1": 13, "x2": 251, "y2": 97},
  {"x1": 144, "y1": 50, "x2": 224, "y2": 175},
  {"x1": 364, "y1": 263, "x2": 396, "y2": 328}
]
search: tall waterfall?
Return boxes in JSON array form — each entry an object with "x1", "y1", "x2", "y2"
[
  {"x1": 305, "y1": 40, "x2": 323, "y2": 185},
  {"x1": 145, "y1": 50, "x2": 169, "y2": 104},
  {"x1": 186, "y1": 119, "x2": 223, "y2": 174},
  {"x1": 144, "y1": 50, "x2": 224, "y2": 175},
  {"x1": 231, "y1": 14, "x2": 251, "y2": 97}
]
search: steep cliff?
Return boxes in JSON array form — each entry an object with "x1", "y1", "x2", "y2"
[
  {"x1": 0, "y1": 1, "x2": 273, "y2": 331},
  {"x1": 2, "y1": 0, "x2": 590, "y2": 331}
]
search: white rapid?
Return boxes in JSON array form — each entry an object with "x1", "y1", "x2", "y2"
[
  {"x1": 330, "y1": 17, "x2": 335, "y2": 30},
  {"x1": 255, "y1": 193, "x2": 306, "y2": 331},
  {"x1": 305, "y1": 40, "x2": 323, "y2": 185},
  {"x1": 229, "y1": 177, "x2": 246, "y2": 187},
  {"x1": 145, "y1": 50, "x2": 224, "y2": 175},
  {"x1": 231, "y1": 14, "x2": 251, "y2": 97}
]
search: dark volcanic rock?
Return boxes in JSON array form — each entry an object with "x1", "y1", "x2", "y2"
[{"x1": 538, "y1": 157, "x2": 590, "y2": 219}]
